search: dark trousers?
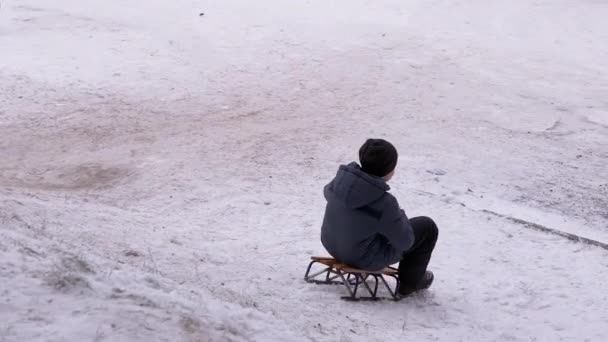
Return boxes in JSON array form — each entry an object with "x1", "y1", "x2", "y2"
[{"x1": 398, "y1": 216, "x2": 439, "y2": 286}]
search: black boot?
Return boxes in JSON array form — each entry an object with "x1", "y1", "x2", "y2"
[{"x1": 398, "y1": 271, "x2": 434, "y2": 297}]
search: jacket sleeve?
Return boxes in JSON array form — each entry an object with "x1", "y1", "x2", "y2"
[{"x1": 377, "y1": 195, "x2": 415, "y2": 252}]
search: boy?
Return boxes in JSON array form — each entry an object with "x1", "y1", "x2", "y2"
[{"x1": 321, "y1": 138, "x2": 439, "y2": 296}]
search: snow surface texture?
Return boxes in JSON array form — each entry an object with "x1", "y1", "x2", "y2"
[{"x1": 1, "y1": 0, "x2": 607, "y2": 341}]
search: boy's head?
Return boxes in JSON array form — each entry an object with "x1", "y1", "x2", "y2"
[{"x1": 358, "y1": 138, "x2": 398, "y2": 181}]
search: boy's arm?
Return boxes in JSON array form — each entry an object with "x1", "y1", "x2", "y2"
[{"x1": 378, "y1": 196, "x2": 415, "y2": 252}]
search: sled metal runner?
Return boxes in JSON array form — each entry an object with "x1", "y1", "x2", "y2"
[{"x1": 304, "y1": 256, "x2": 401, "y2": 301}]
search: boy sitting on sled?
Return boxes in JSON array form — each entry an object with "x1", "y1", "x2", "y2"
[{"x1": 321, "y1": 139, "x2": 438, "y2": 296}]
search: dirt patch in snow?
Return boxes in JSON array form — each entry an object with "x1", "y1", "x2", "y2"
[{"x1": 1, "y1": 163, "x2": 134, "y2": 191}]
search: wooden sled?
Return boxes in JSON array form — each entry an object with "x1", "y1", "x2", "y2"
[{"x1": 304, "y1": 256, "x2": 401, "y2": 301}]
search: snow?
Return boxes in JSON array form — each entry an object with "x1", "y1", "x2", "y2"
[{"x1": 1, "y1": 0, "x2": 607, "y2": 341}]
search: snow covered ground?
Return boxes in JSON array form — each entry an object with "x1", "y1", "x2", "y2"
[{"x1": 1, "y1": 0, "x2": 607, "y2": 341}]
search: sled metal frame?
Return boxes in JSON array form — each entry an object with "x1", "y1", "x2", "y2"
[{"x1": 304, "y1": 256, "x2": 401, "y2": 301}]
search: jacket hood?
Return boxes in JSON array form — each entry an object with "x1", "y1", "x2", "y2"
[{"x1": 324, "y1": 162, "x2": 389, "y2": 209}]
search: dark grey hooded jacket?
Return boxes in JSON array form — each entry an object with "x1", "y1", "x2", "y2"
[{"x1": 321, "y1": 162, "x2": 414, "y2": 271}]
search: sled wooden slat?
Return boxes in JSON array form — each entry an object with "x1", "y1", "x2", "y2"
[
  {"x1": 310, "y1": 256, "x2": 338, "y2": 264},
  {"x1": 310, "y1": 256, "x2": 397, "y2": 276},
  {"x1": 334, "y1": 263, "x2": 398, "y2": 276}
]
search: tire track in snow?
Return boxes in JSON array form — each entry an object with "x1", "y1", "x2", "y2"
[
  {"x1": 412, "y1": 189, "x2": 608, "y2": 251},
  {"x1": 480, "y1": 209, "x2": 608, "y2": 251}
]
